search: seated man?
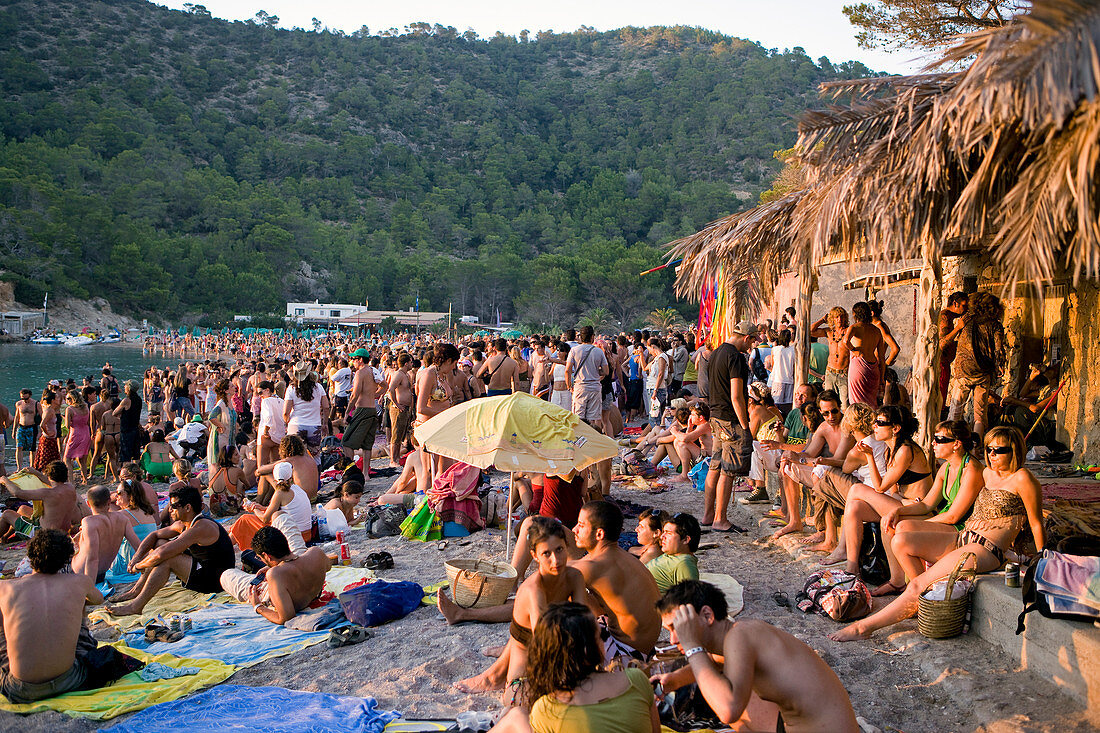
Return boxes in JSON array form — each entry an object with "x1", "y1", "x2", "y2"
[
  {"x1": 0, "y1": 530, "x2": 104, "y2": 703},
  {"x1": 220, "y1": 527, "x2": 331, "y2": 625},
  {"x1": 654, "y1": 580, "x2": 859, "y2": 733},
  {"x1": 72, "y1": 485, "x2": 139, "y2": 583},
  {"x1": 646, "y1": 512, "x2": 701, "y2": 593},
  {"x1": 743, "y1": 383, "x2": 815, "y2": 505},
  {"x1": 0, "y1": 462, "x2": 81, "y2": 542},
  {"x1": 106, "y1": 485, "x2": 236, "y2": 616}
]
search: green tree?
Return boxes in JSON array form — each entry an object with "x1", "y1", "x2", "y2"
[{"x1": 842, "y1": 1, "x2": 1023, "y2": 52}]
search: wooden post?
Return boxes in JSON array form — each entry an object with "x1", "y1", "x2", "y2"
[
  {"x1": 794, "y1": 257, "x2": 814, "y2": 385},
  {"x1": 911, "y1": 238, "x2": 943, "y2": 450}
]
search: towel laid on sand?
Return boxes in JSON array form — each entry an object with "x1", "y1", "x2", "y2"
[
  {"x1": 89, "y1": 582, "x2": 230, "y2": 632},
  {"x1": 700, "y1": 572, "x2": 744, "y2": 617},
  {"x1": 0, "y1": 645, "x2": 233, "y2": 720},
  {"x1": 101, "y1": 684, "x2": 401, "y2": 733},
  {"x1": 123, "y1": 602, "x2": 328, "y2": 667}
]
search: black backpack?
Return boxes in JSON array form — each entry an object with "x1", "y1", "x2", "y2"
[
  {"x1": 859, "y1": 522, "x2": 891, "y2": 587},
  {"x1": 749, "y1": 348, "x2": 768, "y2": 383},
  {"x1": 1017, "y1": 535, "x2": 1100, "y2": 634}
]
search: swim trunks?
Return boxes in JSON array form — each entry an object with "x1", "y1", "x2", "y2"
[
  {"x1": 11, "y1": 516, "x2": 39, "y2": 539},
  {"x1": 13, "y1": 425, "x2": 30, "y2": 452},
  {"x1": 597, "y1": 615, "x2": 648, "y2": 666}
]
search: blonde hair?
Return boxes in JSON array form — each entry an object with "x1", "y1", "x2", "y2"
[
  {"x1": 841, "y1": 402, "x2": 876, "y2": 436},
  {"x1": 173, "y1": 459, "x2": 193, "y2": 479},
  {"x1": 827, "y1": 306, "x2": 849, "y2": 331},
  {"x1": 984, "y1": 425, "x2": 1025, "y2": 473}
]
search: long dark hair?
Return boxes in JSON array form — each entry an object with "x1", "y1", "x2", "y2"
[
  {"x1": 296, "y1": 372, "x2": 316, "y2": 402},
  {"x1": 118, "y1": 478, "x2": 157, "y2": 516},
  {"x1": 524, "y1": 603, "x2": 604, "y2": 707},
  {"x1": 877, "y1": 404, "x2": 919, "y2": 462}
]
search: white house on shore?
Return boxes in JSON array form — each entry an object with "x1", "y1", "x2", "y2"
[{"x1": 286, "y1": 301, "x2": 370, "y2": 325}]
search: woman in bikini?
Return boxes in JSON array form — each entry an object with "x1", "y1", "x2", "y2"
[
  {"x1": 879, "y1": 420, "x2": 985, "y2": 588},
  {"x1": 90, "y1": 396, "x2": 122, "y2": 483},
  {"x1": 207, "y1": 444, "x2": 245, "y2": 517},
  {"x1": 415, "y1": 344, "x2": 460, "y2": 492},
  {"x1": 831, "y1": 426, "x2": 1043, "y2": 641},
  {"x1": 838, "y1": 405, "x2": 933, "y2": 595}
]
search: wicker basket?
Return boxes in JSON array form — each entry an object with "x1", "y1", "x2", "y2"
[
  {"x1": 917, "y1": 552, "x2": 977, "y2": 639},
  {"x1": 445, "y1": 558, "x2": 517, "y2": 609}
]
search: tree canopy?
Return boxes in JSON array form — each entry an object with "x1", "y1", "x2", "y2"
[{"x1": 843, "y1": 0, "x2": 1027, "y2": 52}]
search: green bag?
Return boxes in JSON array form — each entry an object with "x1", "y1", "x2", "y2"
[{"x1": 399, "y1": 500, "x2": 442, "y2": 542}]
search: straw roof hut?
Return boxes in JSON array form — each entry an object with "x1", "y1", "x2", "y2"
[{"x1": 668, "y1": 0, "x2": 1100, "y2": 453}]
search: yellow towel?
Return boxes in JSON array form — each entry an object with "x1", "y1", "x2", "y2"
[
  {"x1": 0, "y1": 645, "x2": 234, "y2": 720},
  {"x1": 88, "y1": 582, "x2": 231, "y2": 632}
]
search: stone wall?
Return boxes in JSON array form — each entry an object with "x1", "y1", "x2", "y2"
[{"x1": 1060, "y1": 280, "x2": 1100, "y2": 464}]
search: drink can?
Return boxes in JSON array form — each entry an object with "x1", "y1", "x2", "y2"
[
  {"x1": 335, "y1": 530, "x2": 346, "y2": 544},
  {"x1": 182, "y1": 615, "x2": 193, "y2": 633},
  {"x1": 339, "y1": 543, "x2": 351, "y2": 565},
  {"x1": 169, "y1": 616, "x2": 181, "y2": 633},
  {"x1": 1005, "y1": 562, "x2": 1020, "y2": 587}
]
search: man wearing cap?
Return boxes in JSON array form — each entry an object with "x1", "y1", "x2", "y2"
[
  {"x1": 341, "y1": 348, "x2": 381, "y2": 472},
  {"x1": 703, "y1": 320, "x2": 757, "y2": 532}
]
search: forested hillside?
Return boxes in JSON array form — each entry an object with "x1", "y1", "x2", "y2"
[{"x1": 0, "y1": 0, "x2": 875, "y2": 327}]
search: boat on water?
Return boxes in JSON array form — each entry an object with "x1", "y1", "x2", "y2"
[
  {"x1": 62, "y1": 334, "x2": 96, "y2": 346},
  {"x1": 31, "y1": 335, "x2": 63, "y2": 345}
]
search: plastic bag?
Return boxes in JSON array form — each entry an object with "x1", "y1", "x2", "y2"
[
  {"x1": 688, "y1": 457, "x2": 710, "y2": 492},
  {"x1": 338, "y1": 580, "x2": 423, "y2": 626},
  {"x1": 399, "y1": 499, "x2": 442, "y2": 542}
]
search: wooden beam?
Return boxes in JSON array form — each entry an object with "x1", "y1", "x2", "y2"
[
  {"x1": 794, "y1": 258, "x2": 813, "y2": 384},
  {"x1": 911, "y1": 238, "x2": 943, "y2": 450}
]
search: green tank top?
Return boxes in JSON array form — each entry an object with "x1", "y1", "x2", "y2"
[{"x1": 938, "y1": 455, "x2": 970, "y2": 530}]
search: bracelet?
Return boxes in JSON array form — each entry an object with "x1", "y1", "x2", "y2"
[{"x1": 683, "y1": 646, "x2": 707, "y2": 658}]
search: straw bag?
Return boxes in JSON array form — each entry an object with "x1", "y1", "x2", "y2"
[
  {"x1": 917, "y1": 552, "x2": 976, "y2": 639},
  {"x1": 445, "y1": 558, "x2": 517, "y2": 609}
]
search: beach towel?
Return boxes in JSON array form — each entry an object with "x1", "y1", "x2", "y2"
[
  {"x1": 121, "y1": 602, "x2": 329, "y2": 667},
  {"x1": 324, "y1": 565, "x2": 378, "y2": 594},
  {"x1": 427, "y1": 461, "x2": 484, "y2": 534},
  {"x1": 88, "y1": 582, "x2": 230, "y2": 632},
  {"x1": 0, "y1": 645, "x2": 233, "y2": 720},
  {"x1": 847, "y1": 352, "x2": 881, "y2": 407},
  {"x1": 101, "y1": 684, "x2": 400, "y2": 733},
  {"x1": 699, "y1": 572, "x2": 745, "y2": 618}
]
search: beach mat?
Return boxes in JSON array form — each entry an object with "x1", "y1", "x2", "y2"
[
  {"x1": 700, "y1": 572, "x2": 744, "y2": 618},
  {"x1": 101, "y1": 684, "x2": 401, "y2": 732},
  {"x1": 122, "y1": 602, "x2": 328, "y2": 667},
  {"x1": 0, "y1": 645, "x2": 233, "y2": 721},
  {"x1": 89, "y1": 582, "x2": 230, "y2": 632},
  {"x1": 1041, "y1": 482, "x2": 1100, "y2": 503}
]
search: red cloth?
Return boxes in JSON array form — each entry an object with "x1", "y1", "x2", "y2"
[
  {"x1": 427, "y1": 462, "x2": 484, "y2": 532},
  {"x1": 848, "y1": 352, "x2": 881, "y2": 407},
  {"x1": 539, "y1": 474, "x2": 585, "y2": 527}
]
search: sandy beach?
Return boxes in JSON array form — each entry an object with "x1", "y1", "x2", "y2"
[{"x1": 0, "y1": 469, "x2": 1094, "y2": 732}]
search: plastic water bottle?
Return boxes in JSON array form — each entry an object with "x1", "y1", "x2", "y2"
[{"x1": 316, "y1": 504, "x2": 329, "y2": 540}]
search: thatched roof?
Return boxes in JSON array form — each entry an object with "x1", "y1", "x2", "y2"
[{"x1": 669, "y1": 0, "x2": 1100, "y2": 302}]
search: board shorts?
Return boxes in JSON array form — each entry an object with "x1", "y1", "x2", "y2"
[
  {"x1": 11, "y1": 516, "x2": 39, "y2": 539},
  {"x1": 709, "y1": 418, "x2": 752, "y2": 477},
  {"x1": 341, "y1": 408, "x2": 379, "y2": 451},
  {"x1": 15, "y1": 426, "x2": 35, "y2": 451}
]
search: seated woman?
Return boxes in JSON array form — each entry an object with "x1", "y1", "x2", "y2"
[
  {"x1": 228, "y1": 461, "x2": 312, "y2": 552},
  {"x1": 457, "y1": 518, "x2": 591, "y2": 703},
  {"x1": 646, "y1": 512, "x2": 701, "y2": 594},
  {"x1": 831, "y1": 426, "x2": 1044, "y2": 642},
  {"x1": 140, "y1": 430, "x2": 178, "y2": 481},
  {"x1": 688, "y1": 402, "x2": 713, "y2": 456},
  {"x1": 878, "y1": 420, "x2": 984, "y2": 590},
  {"x1": 104, "y1": 478, "x2": 159, "y2": 585},
  {"x1": 119, "y1": 461, "x2": 159, "y2": 514},
  {"x1": 651, "y1": 407, "x2": 695, "y2": 482},
  {"x1": 630, "y1": 508, "x2": 668, "y2": 564},
  {"x1": 838, "y1": 405, "x2": 933, "y2": 595},
  {"x1": 491, "y1": 602, "x2": 660, "y2": 733},
  {"x1": 325, "y1": 480, "x2": 365, "y2": 526},
  {"x1": 207, "y1": 445, "x2": 246, "y2": 517}
]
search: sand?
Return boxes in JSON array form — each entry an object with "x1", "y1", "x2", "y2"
[{"x1": 1, "y1": 470, "x2": 1096, "y2": 732}]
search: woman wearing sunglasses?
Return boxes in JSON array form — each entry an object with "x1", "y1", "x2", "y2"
[
  {"x1": 837, "y1": 405, "x2": 933, "y2": 594},
  {"x1": 830, "y1": 425, "x2": 1043, "y2": 642},
  {"x1": 874, "y1": 420, "x2": 985, "y2": 592}
]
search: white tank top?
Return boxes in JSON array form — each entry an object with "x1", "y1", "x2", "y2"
[
  {"x1": 283, "y1": 484, "x2": 312, "y2": 533},
  {"x1": 552, "y1": 363, "x2": 567, "y2": 385}
]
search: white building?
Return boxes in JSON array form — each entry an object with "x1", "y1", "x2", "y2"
[{"x1": 286, "y1": 301, "x2": 369, "y2": 325}]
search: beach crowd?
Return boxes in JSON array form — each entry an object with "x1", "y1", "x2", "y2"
[{"x1": 0, "y1": 289, "x2": 1056, "y2": 731}]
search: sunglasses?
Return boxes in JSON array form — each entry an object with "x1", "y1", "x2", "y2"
[
  {"x1": 986, "y1": 446, "x2": 1013, "y2": 455},
  {"x1": 873, "y1": 419, "x2": 893, "y2": 427},
  {"x1": 821, "y1": 409, "x2": 839, "y2": 416},
  {"x1": 169, "y1": 502, "x2": 186, "y2": 510},
  {"x1": 932, "y1": 435, "x2": 956, "y2": 444}
]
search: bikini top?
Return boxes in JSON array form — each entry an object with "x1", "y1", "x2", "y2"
[
  {"x1": 962, "y1": 487, "x2": 1026, "y2": 536},
  {"x1": 429, "y1": 375, "x2": 449, "y2": 403},
  {"x1": 898, "y1": 468, "x2": 932, "y2": 486}
]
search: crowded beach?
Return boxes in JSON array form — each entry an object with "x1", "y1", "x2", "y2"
[{"x1": 0, "y1": 289, "x2": 1093, "y2": 732}]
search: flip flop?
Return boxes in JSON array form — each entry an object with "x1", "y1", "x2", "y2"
[
  {"x1": 772, "y1": 591, "x2": 790, "y2": 608},
  {"x1": 327, "y1": 624, "x2": 373, "y2": 649},
  {"x1": 364, "y1": 551, "x2": 394, "y2": 570},
  {"x1": 710, "y1": 524, "x2": 745, "y2": 533}
]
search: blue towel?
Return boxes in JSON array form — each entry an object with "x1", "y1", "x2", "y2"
[
  {"x1": 122, "y1": 602, "x2": 328, "y2": 667},
  {"x1": 284, "y1": 598, "x2": 348, "y2": 632},
  {"x1": 101, "y1": 684, "x2": 401, "y2": 732}
]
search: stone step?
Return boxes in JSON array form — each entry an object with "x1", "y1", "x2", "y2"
[{"x1": 970, "y1": 573, "x2": 1100, "y2": 707}]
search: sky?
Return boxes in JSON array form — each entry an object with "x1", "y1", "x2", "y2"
[{"x1": 157, "y1": 0, "x2": 930, "y2": 75}]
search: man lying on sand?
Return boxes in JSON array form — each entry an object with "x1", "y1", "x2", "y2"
[
  {"x1": 653, "y1": 580, "x2": 859, "y2": 733},
  {"x1": 220, "y1": 527, "x2": 331, "y2": 625}
]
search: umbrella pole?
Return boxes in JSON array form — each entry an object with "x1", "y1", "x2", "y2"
[{"x1": 506, "y1": 471, "x2": 514, "y2": 563}]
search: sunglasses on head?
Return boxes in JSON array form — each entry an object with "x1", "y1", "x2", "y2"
[
  {"x1": 932, "y1": 435, "x2": 956, "y2": 444},
  {"x1": 986, "y1": 445, "x2": 1012, "y2": 455}
]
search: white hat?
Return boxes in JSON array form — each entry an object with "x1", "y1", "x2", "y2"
[
  {"x1": 273, "y1": 462, "x2": 293, "y2": 481},
  {"x1": 174, "y1": 417, "x2": 185, "y2": 428}
]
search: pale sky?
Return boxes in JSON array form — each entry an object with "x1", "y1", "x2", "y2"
[{"x1": 157, "y1": 1, "x2": 929, "y2": 75}]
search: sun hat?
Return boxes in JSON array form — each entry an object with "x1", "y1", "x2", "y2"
[{"x1": 292, "y1": 361, "x2": 312, "y2": 380}]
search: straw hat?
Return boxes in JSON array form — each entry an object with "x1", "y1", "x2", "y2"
[{"x1": 291, "y1": 361, "x2": 312, "y2": 381}]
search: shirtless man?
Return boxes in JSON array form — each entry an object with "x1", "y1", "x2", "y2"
[
  {"x1": 386, "y1": 354, "x2": 414, "y2": 468},
  {"x1": 0, "y1": 462, "x2": 81, "y2": 541},
  {"x1": 844, "y1": 302, "x2": 886, "y2": 408},
  {"x1": 0, "y1": 530, "x2": 104, "y2": 703},
  {"x1": 89, "y1": 391, "x2": 121, "y2": 482},
  {"x1": 653, "y1": 580, "x2": 858, "y2": 733},
  {"x1": 810, "y1": 307, "x2": 851, "y2": 408},
  {"x1": 72, "y1": 485, "x2": 138, "y2": 583},
  {"x1": 0, "y1": 400, "x2": 8, "y2": 477},
  {"x1": 477, "y1": 338, "x2": 519, "y2": 397},
  {"x1": 220, "y1": 526, "x2": 331, "y2": 625},
  {"x1": 341, "y1": 348, "x2": 381, "y2": 471},
  {"x1": 12, "y1": 389, "x2": 38, "y2": 471},
  {"x1": 761, "y1": 390, "x2": 848, "y2": 539},
  {"x1": 256, "y1": 435, "x2": 319, "y2": 502}
]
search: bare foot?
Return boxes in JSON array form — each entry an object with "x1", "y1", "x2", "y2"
[
  {"x1": 105, "y1": 602, "x2": 141, "y2": 616},
  {"x1": 818, "y1": 554, "x2": 846, "y2": 567},
  {"x1": 805, "y1": 542, "x2": 836, "y2": 554},
  {"x1": 771, "y1": 522, "x2": 802, "y2": 539},
  {"x1": 870, "y1": 581, "x2": 905, "y2": 597},
  {"x1": 454, "y1": 672, "x2": 504, "y2": 693},
  {"x1": 481, "y1": 645, "x2": 505, "y2": 658},
  {"x1": 799, "y1": 532, "x2": 825, "y2": 546},
  {"x1": 828, "y1": 624, "x2": 871, "y2": 642},
  {"x1": 437, "y1": 589, "x2": 466, "y2": 625}
]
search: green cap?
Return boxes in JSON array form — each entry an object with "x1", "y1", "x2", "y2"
[
  {"x1": 191, "y1": 415, "x2": 204, "y2": 423},
  {"x1": 351, "y1": 348, "x2": 369, "y2": 358}
]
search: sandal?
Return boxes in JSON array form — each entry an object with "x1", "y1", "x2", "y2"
[
  {"x1": 364, "y1": 551, "x2": 394, "y2": 570},
  {"x1": 327, "y1": 624, "x2": 373, "y2": 648},
  {"x1": 772, "y1": 591, "x2": 790, "y2": 608},
  {"x1": 144, "y1": 623, "x2": 183, "y2": 644}
]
